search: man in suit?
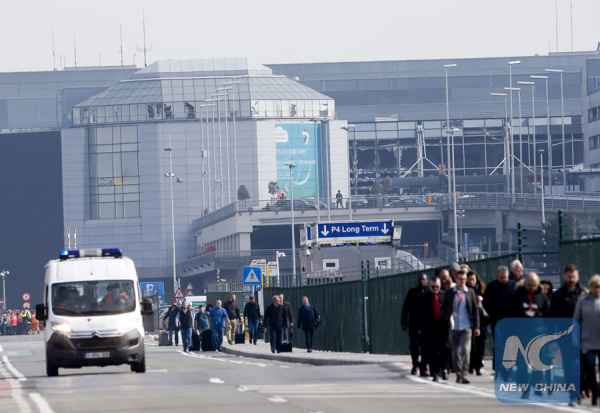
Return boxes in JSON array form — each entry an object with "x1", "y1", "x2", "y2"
[
  {"x1": 297, "y1": 296, "x2": 320, "y2": 352},
  {"x1": 444, "y1": 269, "x2": 480, "y2": 384},
  {"x1": 418, "y1": 277, "x2": 450, "y2": 382},
  {"x1": 401, "y1": 273, "x2": 429, "y2": 376}
]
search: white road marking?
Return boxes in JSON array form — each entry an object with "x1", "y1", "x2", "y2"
[
  {"x1": 407, "y1": 375, "x2": 589, "y2": 412},
  {"x1": 268, "y1": 397, "x2": 287, "y2": 403},
  {"x1": 0, "y1": 345, "x2": 43, "y2": 413},
  {"x1": 209, "y1": 378, "x2": 225, "y2": 384},
  {"x1": 146, "y1": 369, "x2": 168, "y2": 373},
  {"x1": 30, "y1": 392, "x2": 55, "y2": 413},
  {"x1": 178, "y1": 350, "x2": 269, "y2": 367}
]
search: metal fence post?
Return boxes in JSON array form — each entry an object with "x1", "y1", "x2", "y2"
[{"x1": 558, "y1": 210, "x2": 564, "y2": 242}]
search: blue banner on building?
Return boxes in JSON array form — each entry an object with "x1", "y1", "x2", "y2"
[{"x1": 275, "y1": 123, "x2": 321, "y2": 199}]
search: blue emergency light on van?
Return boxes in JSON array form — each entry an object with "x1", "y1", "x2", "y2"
[{"x1": 59, "y1": 248, "x2": 122, "y2": 260}]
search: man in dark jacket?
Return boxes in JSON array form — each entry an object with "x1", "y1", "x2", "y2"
[
  {"x1": 444, "y1": 270, "x2": 480, "y2": 384},
  {"x1": 550, "y1": 264, "x2": 586, "y2": 404},
  {"x1": 297, "y1": 296, "x2": 320, "y2": 352},
  {"x1": 508, "y1": 272, "x2": 549, "y2": 318},
  {"x1": 223, "y1": 294, "x2": 241, "y2": 345},
  {"x1": 243, "y1": 296, "x2": 261, "y2": 345},
  {"x1": 401, "y1": 273, "x2": 428, "y2": 376},
  {"x1": 177, "y1": 302, "x2": 195, "y2": 352},
  {"x1": 164, "y1": 300, "x2": 180, "y2": 346},
  {"x1": 279, "y1": 294, "x2": 293, "y2": 342},
  {"x1": 417, "y1": 277, "x2": 450, "y2": 382},
  {"x1": 264, "y1": 295, "x2": 286, "y2": 353}
]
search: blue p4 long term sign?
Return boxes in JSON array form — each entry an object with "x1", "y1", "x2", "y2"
[{"x1": 316, "y1": 221, "x2": 393, "y2": 245}]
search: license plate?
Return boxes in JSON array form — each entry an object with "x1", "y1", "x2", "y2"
[{"x1": 84, "y1": 352, "x2": 110, "y2": 359}]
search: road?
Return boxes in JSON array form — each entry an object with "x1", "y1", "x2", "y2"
[{"x1": 0, "y1": 334, "x2": 592, "y2": 413}]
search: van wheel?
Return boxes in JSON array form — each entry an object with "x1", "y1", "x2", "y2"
[
  {"x1": 46, "y1": 359, "x2": 59, "y2": 377},
  {"x1": 130, "y1": 356, "x2": 146, "y2": 373}
]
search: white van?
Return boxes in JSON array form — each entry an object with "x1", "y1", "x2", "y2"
[{"x1": 35, "y1": 248, "x2": 153, "y2": 377}]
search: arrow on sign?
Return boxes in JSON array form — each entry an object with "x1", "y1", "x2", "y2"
[
  {"x1": 321, "y1": 227, "x2": 329, "y2": 236},
  {"x1": 382, "y1": 223, "x2": 389, "y2": 234}
]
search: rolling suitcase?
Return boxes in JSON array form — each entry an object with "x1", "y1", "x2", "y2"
[
  {"x1": 280, "y1": 340, "x2": 293, "y2": 352},
  {"x1": 201, "y1": 329, "x2": 214, "y2": 351},
  {"x1": 234, "y1": 323, "x2": 245, "y2": 344},
  {"x1": 159, "y1": 331, "x2": 169, "y2": 346},
  {"x1": 190, "y1": 330, "x2": 200, "y2": 351}
]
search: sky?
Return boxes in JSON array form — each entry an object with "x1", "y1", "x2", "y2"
[{"x1": 1, "y1": 0, "x2": 600, "y2": 72}]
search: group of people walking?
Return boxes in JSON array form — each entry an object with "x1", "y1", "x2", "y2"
[
  {"x1": 402, "y1": 260, "x2": 600, "y2": 404},
  {"x1": 0, "y1": 308, "x2": 38, "y2": 335},
  {"x1": 163, "y1": 293, "x2": 320, "y2": 354}
]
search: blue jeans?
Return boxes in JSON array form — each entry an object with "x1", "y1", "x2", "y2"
[
  {"x1": 212, "y1": 326, "x2": 224, "y2": 351},
  {"x1": 181, "y1": 327, "x2": 192, "y2": 351},
  {"x1": 168, "y1": 328, "x2": 179, "y2": 345},
  {"x1": 247, "y1": 319, "x2": 259, "y2": 344}
]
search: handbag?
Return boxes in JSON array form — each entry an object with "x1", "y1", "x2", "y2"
[{"x1": 313, "y1": 314, "x2": 321, "y2": 329}]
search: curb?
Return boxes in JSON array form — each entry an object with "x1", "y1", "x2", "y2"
[{"x1": 220, "y1": 345, "x2": 397, "y2": 367}]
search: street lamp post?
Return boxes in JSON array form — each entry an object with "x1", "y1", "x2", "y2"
[
  {"x1": 275, "y1": 251, "x2": 286, "y2": 287},
  {"x1": 444, "y1": 63, "x2": 457, "y2": 205},
  {"x1": 309, "y1": 119, "x2": 321, "y2": 222},
  {"x1": 0, "y1": 270, "x2": 9, "y2": 310},
  {"x1": 164, "y1": 140, "x2": 184, "y2": 292},
  {"x1": 341, "y1": 124, "x2": 356, "y2": 221},
  {"x1": 285, "y1": 162, "x2": 297, "y2": 282},
  {"x1": 518, "y1": 81, "x2": 537, "y2": 195},
  {"x1": 546, "y1": 69, "x2": 566, "y2": 193},
  {"x1": 449, "y1": 127, "x2": 460, "y2": 262},
  {"x1": 508, "y1": 61, "x2": 521, "y2": 203},
  {"x1": 491, "y1": 93, "x2": 509, "y2": 195},
  {"x1": 531, "y1": 75, "x2": 552, "y2": 194},
  {"x1": 505, "y1": 87, "x2": 523, "y2": 194},
  {"x1": 539, "y1": 149, "x2": 546, "y2": 224}
]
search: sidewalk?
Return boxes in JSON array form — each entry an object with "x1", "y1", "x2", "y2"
[{"x1": 219, "y1": 339, "x2": 413, "y2": 366}]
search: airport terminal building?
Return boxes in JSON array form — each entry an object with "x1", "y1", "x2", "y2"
[{"x1": 1, "y1": 51, "x2": 600, "y2": 295}]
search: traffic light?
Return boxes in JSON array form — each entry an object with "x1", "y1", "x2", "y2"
[{"x1": 517, "y1": 222, "x2": 528, "y2": 262}]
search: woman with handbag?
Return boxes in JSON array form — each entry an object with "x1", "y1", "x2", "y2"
[
  {"x1": 297, "y1": 296, "x2": 320, "y2": 353},
  {"x1": 467, "y1": 270, "x2": 488, "y2": 375}
]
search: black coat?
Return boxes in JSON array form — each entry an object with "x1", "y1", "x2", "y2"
[
  {"x1": 508, "y1": 286, "x2": 550, "y2": 318},
  {"x1": 417, "y1": 290, "x2": 450, "y2": 337},
  {"x1": 264, "y1": 303, "x2": 286, "y2": 329},
  {"x1": 164, "y1": 305, "x2": 180, "y2": 330},
  {"x1": 401, "y1": 285, "x2": 427, "y2": 332},
  {"x1": 549, "y1": 283, "x2": 587, "y2": 318},
  {"x1": 244, "y1": 302, "x2": 261, "y2": 321},
  {"x1": 178, "y1": 309, "x2": 194, "y2": 329},
  {"x1": 297, "y1": 304, "x2": 320, "y2": 331},
  {"x1": 483, "y1": 279, "x2": 516, "y2": 326},
  {"x1": 223, "y1": 300, "x2": 241, "y2": 321}
]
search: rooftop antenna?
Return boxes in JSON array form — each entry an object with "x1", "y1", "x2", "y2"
[
  {"x1": 137, "y1": 11, "x2": 152, "y2": 67},
  {"x1": 119, "y1": 25, "x2": 124, "y2": 66},
  {"x1": 99, "y1": 53, "x2": 102, "y2": 66},
  {"x1": 570, "y1": 0, "x2": 573, "y2": 52},
  {"x1": 52, "y1": 27, "x2": 56, "y2": 71},
  {"x1": 555, "y1": 0, "x2": 559, "y2": 52},
  {"x1": 73, "y1": 27, "x2": 77, "y2": 67}
]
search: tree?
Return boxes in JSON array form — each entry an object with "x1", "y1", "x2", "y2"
[
  {"x1": 237, "y1": 185, "x2": 250, "y2": 201},
  {"x1": 540, "y1": 213, "x2": 583, "y2": 248},
  {"x1": 268, "y1": 181, "x2": 279, "y2": 198}
]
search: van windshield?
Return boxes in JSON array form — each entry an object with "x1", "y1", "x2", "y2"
[{"x1": 51, "y1": 280, "x2": 135, "y2": 316}]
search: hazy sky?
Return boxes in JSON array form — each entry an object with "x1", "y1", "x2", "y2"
[{"x1": 2, "y1": 0, "x2": 600, "y2": 72}]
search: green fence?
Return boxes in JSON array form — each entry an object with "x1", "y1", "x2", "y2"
[{"x1": 559, "y1": 237, "x2": 600, "y2": 288}]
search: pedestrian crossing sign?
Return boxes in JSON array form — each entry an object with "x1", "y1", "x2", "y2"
[{"x1": 242, "y1": 266, "x2": 262, "y2": 285}]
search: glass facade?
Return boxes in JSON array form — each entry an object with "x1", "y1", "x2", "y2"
[{"x1": 88, "y1": 126, "x2": 140, "y2": 219}]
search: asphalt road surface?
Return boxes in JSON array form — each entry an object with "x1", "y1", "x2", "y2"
[{"x1": 0, "y1": 334, "x2": 592, "y2": 413}]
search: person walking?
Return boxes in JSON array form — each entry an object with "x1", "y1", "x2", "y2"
[
  {"x1": 336, "y1": 190, "x2": 343, "y2": 208},
  {"x1": 401, "y1": 273, "x2": 429, "y2": 376},
  {"x1": 279, "y1": 294, "x2": 293, "y2": 342},
  {"x1": 164, "y1": 300, "x2": 181, "y2": 346},
  {"x1": 297, "y1": 296, "x2": 320, "y2": 352},
  {"x1": 573, "y1": 275, "x2": 600, "y2": 406},
  {"x1": 444, "y1": 270, "x2": 480, "y2": 384},
  {"x1": 223, "y1": 294, "x2": 241, "y2": 345},
  {"x1": 466, "y1": 270, "x2": 487, "y2": 376},
  {"x1": 243, "y1": 296, "x2": 261, "y2": 345},
  {"x1": 264, "y1": 295, "x2": 286, "y2": 353},
  {"x1": 195, "y1": 305, "x2": 210, "y2": 336},
  {"x1": 177, "y1": 302, "x2": 194, "y2": 352},
  {"x1": 417, "y1": 277, "x2": 450, "y2": 382},
  {"x1": 209, "y1": 300, "x2": 230, "y2": 352}
]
